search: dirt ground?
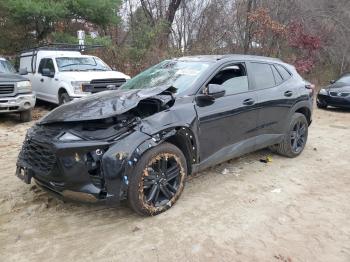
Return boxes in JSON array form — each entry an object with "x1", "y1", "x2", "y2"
[{"x1": 0, "y1": 105, "x2": 349, "y2": 262}]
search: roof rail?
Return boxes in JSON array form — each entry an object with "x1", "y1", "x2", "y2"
[{"x1": 21, "y1": 43, "x2": 103, "y2": 53}]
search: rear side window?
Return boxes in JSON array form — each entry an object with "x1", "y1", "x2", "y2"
[
  {"x1": 275, "y1": 64, "x2": 291, "y2": 80},
  {"x1": 250, "y1": 62, "x2": 275, "y2": 90},
  {"x1": 271, "y1": 65, "x2": 283, "y2": 85}
]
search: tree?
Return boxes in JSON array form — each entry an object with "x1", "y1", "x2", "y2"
[{"x1": 0, "y1": 0, "x2": 121, "y2": 49}]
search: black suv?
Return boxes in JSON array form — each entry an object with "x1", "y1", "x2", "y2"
[{"x1": 16, "y1": 55, "x2": 313, "y2": 216}]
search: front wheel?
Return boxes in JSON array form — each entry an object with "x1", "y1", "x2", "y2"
[
  {"x1": 19, "y1": 110, "x2": 32, "y2": 122},
  {"x1": 59, "y1": 92, "x2": 71, "y2": 105},
  {"x1": 270, "y1": 113, "x2": 308, "y2": 158},
  {"x1": 128, "y1": 143, "x2": 187, "y2": 216}
]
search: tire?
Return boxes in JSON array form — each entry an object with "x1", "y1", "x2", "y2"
[
  {"x1": 316, "y1": 99, "x2": 327, "y2": 109},
  {"x1": 59, "y1": 92, "x2": 71, "y2": 105},
  {"x1": 270, "y1": 113, "x2": 308, "y2": 158},
  {"x1": 128, "y1": 142, "x2": 187, "y2": 216},
  {"x1": 20, "y1": 110, "x2": 32, "y2": 122}
]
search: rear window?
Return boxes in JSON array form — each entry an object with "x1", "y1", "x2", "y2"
[
  {"x1": 275, "y1": 64, "x2": 291, "y2": 80},
  {"x1": 250, "y1": 63, "x2": 275, "y2": 89}
]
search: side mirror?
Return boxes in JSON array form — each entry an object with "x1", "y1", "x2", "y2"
[
  {"x1": 42, "y1": 68, "x2": 55, "y2": 78},
  {"x1": 207, "y1": 84, "x2": 225, "y2": 99},
  {"x1": 196, "y1": 84, "x2": 226, "y2": 106},
  {"x1": 19, "y1": 68, "x2": 28, "y2": 75},
  {"x1": 330, "y1": 80, "x2": 336, "y2": 84}
]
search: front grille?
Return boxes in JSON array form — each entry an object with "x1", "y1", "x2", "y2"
[
  {"x1": 82, "y1": 78, "x2": 126, "y2": 93},
  {"x1": 90, "y1": 78, "x2": 126, "y2": 85},
  {"x1": 20, "y1": 139, "x2": 56, "y2": 173},
  {"x1": 330, "y1": 92, "x2": 349, "y2": 97},
  {"x1": 0, "y1": 84, "x2": 14, "y2": 95},
  {"x1": 18, "y1": 125, "x2": 62, "y2": 173}
]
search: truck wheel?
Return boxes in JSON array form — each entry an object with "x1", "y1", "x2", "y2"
[
  {"x1": 20, "y1": 110, "x2": 32, "y2": 122},
  {"x1": 59, "y1": 92, "x2": 71, "y2": 105},
  {"x1": 270, "y1": 113, "x2": 308, "y2": 158},
  {"x1": 128, "y1": 142, "x2": 187, "y2": 216}
]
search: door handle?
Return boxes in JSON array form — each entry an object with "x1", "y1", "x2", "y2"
[
  {"x1": 243, "y1": 98, "x2": 255, "y2": 106},
  {"x1": 284, "y1": 91, "x2": 293, "y2": 97},
  {"x1": 40, "y1": 79, "x2": 44, "y2": 82}
]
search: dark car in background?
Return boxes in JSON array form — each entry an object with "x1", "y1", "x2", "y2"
[
  {"x1": 317, "y1": 73, "x2": 350, "y2": 109},
  {"x1": 16, "y1": 55, "x2": 313, "y2": 216}
]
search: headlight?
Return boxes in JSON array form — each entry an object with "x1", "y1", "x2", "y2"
[
  {"x1": 71, "y1": 81, "x2": 90, "y2": 94},
  {"x1": 16, "y1": 81, "x2": 32, "y2": 93},
  {"x1": 319, "y1": 88, "x2": 328, "y2": 95},
  {"x1": 58, "y1": 132, "x2": 83, "y2": 141}
]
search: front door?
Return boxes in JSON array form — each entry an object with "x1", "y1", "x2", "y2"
[
  {"x1": 195, "y1": 63, "x2": 259, "y2": 163},
  {"x1": 36, "y1": 58, "x2": 57, "y2": 103}
]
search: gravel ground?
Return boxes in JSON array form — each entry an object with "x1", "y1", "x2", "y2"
[{"x1": 0, "y1": 106, "x2": 349, "y2": 262}]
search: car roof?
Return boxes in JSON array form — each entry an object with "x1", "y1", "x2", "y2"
[{"x1": 175, "y1": 54, "x2": 283, "y2": 63}]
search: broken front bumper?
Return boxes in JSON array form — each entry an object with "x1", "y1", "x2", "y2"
[
  {"x1": 16, "y1": 126, "x2": 152, "y2": 204},
  {"x1": 0, "y1": 93, "x2": 36, "y2": 113}
]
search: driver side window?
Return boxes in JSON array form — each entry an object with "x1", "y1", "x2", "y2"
[
  {"x1": 38, "y1": 59, "x2": 55, "y2": 74},
  {"x1": 208, "y1": 63, "x2": 249, "y2": 96}
]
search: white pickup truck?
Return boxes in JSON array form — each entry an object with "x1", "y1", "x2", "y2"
[{"x1": 19, "y1": 48, "x2": 130, "y2": 105}]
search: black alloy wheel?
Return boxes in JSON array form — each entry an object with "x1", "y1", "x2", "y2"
[
  {"x1": 128, "y1": 143, "x2": 187, "y2": 216},
  {"x1": 143, "y1": 154, "x2": 182, "y2": 206},
  {"x1": 290, "y1": 120, "x2": 307, "y2": 154},
  {"x1": 269, "y1": 113, "x2": 308, "y2": 158}
]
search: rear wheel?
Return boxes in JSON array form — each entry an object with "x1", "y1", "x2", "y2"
[
  {"x1": 270, "y1": 113, "x2": 308, "y2": 158},
  {"x1": 59, "y1": 92, "x2": 71, "y2": 105},
  {"x1": 19, "y1": 110, "x2": 32, "y2": 122},
  {"x1": 128, "y1": 143, "x2": 187, "y2": 216}
]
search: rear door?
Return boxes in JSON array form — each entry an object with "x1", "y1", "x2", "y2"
[
  {"x1": 195, "y1": 62, "x2": 259, "y2": 162},
  {"x1": 248, "y1": 62, "x2": 299, "y2": 140}
]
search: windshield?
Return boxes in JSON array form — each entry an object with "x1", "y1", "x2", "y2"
[
  {"x1": 121, "y1": 60, "x2": 211, "y2": 94},
  {"x1": 0, "y1": 60, "x2": 16, "y2": 74},
  {"x1": 56, "y1": 57, "x2": 111, "y2": 72},
  {"x1": 337, "y1": 75, "x2": 350, "y2": 84}
]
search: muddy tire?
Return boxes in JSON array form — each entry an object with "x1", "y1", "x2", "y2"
[
  {"x1": 20, "y1": 110, "x2": 32, "y2": 122},
  {"x1": 128, "y1": 142, "x2": 187, "y2": 216},
  {"x1": 59, "y1": 92, "x2": 71, "y2": 105},
  {"x1": 270, "y1": 113, "x2": 308, "y2": 158}
]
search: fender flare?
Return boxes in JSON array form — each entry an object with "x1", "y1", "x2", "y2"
[{"x1": 102, "y1": 126, "x2": 198, "y2": 204}]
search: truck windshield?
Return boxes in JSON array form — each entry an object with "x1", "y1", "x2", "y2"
[
  {"x1": 56, "y1": 57, "x2": 111, "y2": 72},
  {"x1": 0, "y1": 60, "x2": 16, "y2": 74},
  {"x1": 121, "y1": 60, "x2": 211, "y2": 94}
]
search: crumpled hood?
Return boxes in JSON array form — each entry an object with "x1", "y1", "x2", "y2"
[{"x1": 39, "y1": 86, "x2": 174, "y2": 124}]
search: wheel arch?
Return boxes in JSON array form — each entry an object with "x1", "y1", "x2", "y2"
[
  {"x1": 58, "y1": 87, "x2": 68, "y2": 96},
  {"x1": 295, "y1": 106, "x2": 312, "y2": 125},
  {"x1": 164, "y1": 127, "x2": 198, "y2": 175}
]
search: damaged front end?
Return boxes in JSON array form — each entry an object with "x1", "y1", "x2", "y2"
[{"x1": 16, "y1": 86, "x2": 181, "y2": 204}]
